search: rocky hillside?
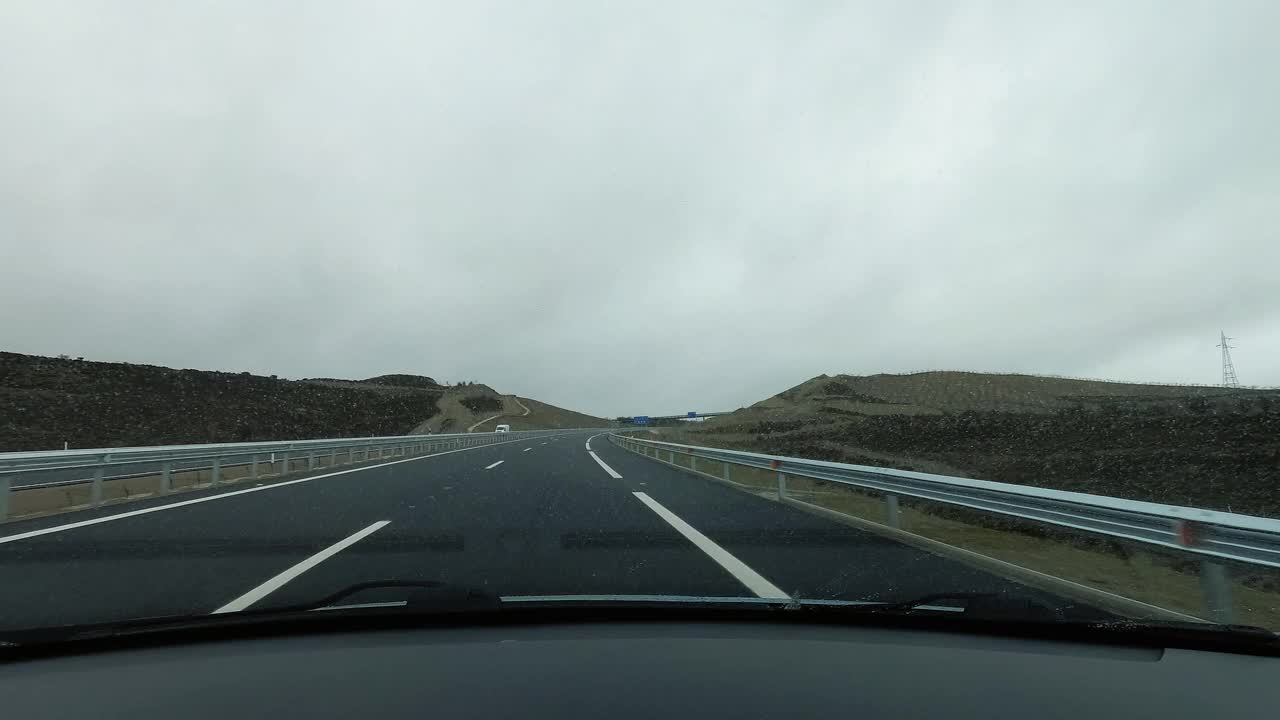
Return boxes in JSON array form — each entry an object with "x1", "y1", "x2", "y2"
[
  {"x1": 0, "y1": 352, "x2": 445, "y2": 451},
  {"x1": 671, "y1": 372, "x2": 1280, "y2": 517},
  {"x1": 750, "y1": 371, "x2": 1255, "y2": 415}
]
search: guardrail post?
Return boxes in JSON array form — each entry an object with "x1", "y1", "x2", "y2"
[
  {"x1": 211, "y1": 457, "x2": 222, "y2": 487},
  {"x1": 690, "y1": 454, "x2": 698, "y2": 473},
  {"x1": 308, "y1": 451, "x2": 317, "y2": 470},
  {"x1": 160, "y1": 461, "x2": 173, "y2": 494},
  {"x1": 250, "y1": 455, "x2": 259, "y2": 480},
  {"x1": 723, "y1": 462, "x2": 731, "y2": 482},
  {"x1": 885, "y1": 494, "x2": 902, "y2": 529},
  {"x1": 777, "y1": 472, "x2": 787, "y2": 499},
  {"x1": 90, "y1": 454, "x2": 108, "y2": 507},
  {"x1": 0, "y1": 477, "x2": 9, "y2": 521},
  {"x1": 330, "y1": 448, "x2": 337, "y2": 467},
  {"x1": 281, "y1": 450, "x2": 290, "y2": 476},
  {"x1": 1200, "y1": 560, "x2": 1234, "y2": 624}
]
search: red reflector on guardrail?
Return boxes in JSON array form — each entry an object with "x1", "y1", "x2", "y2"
[
  {"x1": 1177, "y1": 521, "x2": 1201, "y2": 547},
  {"x1": 770, "y1": 459, "x2": 781, "y2": 470}
]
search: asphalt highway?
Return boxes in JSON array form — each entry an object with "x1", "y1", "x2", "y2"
[{"x1": 0, "y1": 431, "x2": 1095, "y2": 630}]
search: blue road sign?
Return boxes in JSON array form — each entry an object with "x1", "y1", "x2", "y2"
[
  {"x1": 634, "y1": 416, "x2": 650, "y2": 425},
  {"x1": 687, "y1": 411, "x2": 697, "y2": 418}
]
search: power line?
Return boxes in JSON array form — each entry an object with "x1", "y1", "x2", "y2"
[{"x1": 1217, "y1": 331, "x2": 1240, "y2": 388}]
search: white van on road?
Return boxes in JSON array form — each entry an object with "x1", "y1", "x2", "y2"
[{"x1": 495, "y1": 424, "x2": 510, "y2": 433}]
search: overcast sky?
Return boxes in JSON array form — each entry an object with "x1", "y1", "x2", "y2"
[{"x1": 2, "y1": 2, "x2": 1277, "y2": 417}]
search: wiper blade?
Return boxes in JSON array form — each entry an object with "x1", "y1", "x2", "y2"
[
  {"x1": 1077, "y1": 618, "x2": 1280, "y2": 645},
  {"x1": 793, "y1": 592, "x2": 1280, "y2": 652}
]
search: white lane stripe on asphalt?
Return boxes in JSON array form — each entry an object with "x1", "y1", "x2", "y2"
[
  {"x1": 632, "y1": 492, "x2": 789, "y2": 599},
  {"x1": 212, "y1": 520, "x2": 390, "y2": 614},
  {"x1": 588, "y1": 451, "x2": 622, "y2": 479},
  {"x1": 485, "y1": 460, "x2": 505, "y2": 469},
  {"x1": 523, "y1": 448, "x2": 532, "y2": 452},
  {"x1": 0, "y1": 438, "x2": 530, "y2": 546}
]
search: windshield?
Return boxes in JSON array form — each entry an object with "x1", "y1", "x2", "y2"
[{"x1": 0, "y1": 3, "x2": 1277, "y2": 641}]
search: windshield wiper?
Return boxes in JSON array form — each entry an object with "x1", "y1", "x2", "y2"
[{"x1": 3, "y1": 587, "x2": 1276, "y2": 658}]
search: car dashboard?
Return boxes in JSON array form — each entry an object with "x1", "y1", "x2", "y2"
[{"x1": 1, "y1": 617, "x2": 1276, "y2": 718}]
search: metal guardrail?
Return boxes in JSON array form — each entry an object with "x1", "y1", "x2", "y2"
[
  {"x1": 0, "y1": 429, "x2": 588, "y2": 521},
  {"x1": 610, "y1": 434, "x2": 1280, "y2": 624}
]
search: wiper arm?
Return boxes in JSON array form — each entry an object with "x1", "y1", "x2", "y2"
[
  {"x1": 274, "y1": 580, "x2": 502, "y2": 614},
  {"x1": 0, "y1": 580, "x2": 501, "y2": 648},
  {"x1": 852, "y1": 592, "x2": 1066, "y2": 621}
]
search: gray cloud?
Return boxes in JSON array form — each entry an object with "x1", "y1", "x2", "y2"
[{"x1": 3, "y1": 1, "x2": 1278, "y2": 417}]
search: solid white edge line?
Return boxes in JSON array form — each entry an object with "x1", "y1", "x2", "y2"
[
  {"x1": 0, "y1": 436, "x2": 532, "y2": 545},
  {"x1": 632, "y1": 491, "x2": 789, "y2": 599},
  {"x1": 212, "y1": 520, "x2": 390, "y2": 614},
  {"x1": 523, "y1": 448, "x2": 532, "y2": 452},
  {"x1": 485, "y1": 460, "x2": 505, "y2": 469},
  {"x1": 588, "y1": 451, "x2": 622, "y2": 479}
]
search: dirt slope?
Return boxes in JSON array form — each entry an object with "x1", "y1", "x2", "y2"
[
  {"x1": 500, "y1": 397, "x2": 608, "y2": 431},
  {"x1": 414, "y1": 385, "x2": 606, "y2": 433},
  {"x1": 413, "y1": 384, "x2": 517, "y2": 434}
]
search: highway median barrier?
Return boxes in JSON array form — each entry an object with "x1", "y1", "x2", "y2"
[{"x1": 0, "y1": 430, "x2": 590, "y2": 524}]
